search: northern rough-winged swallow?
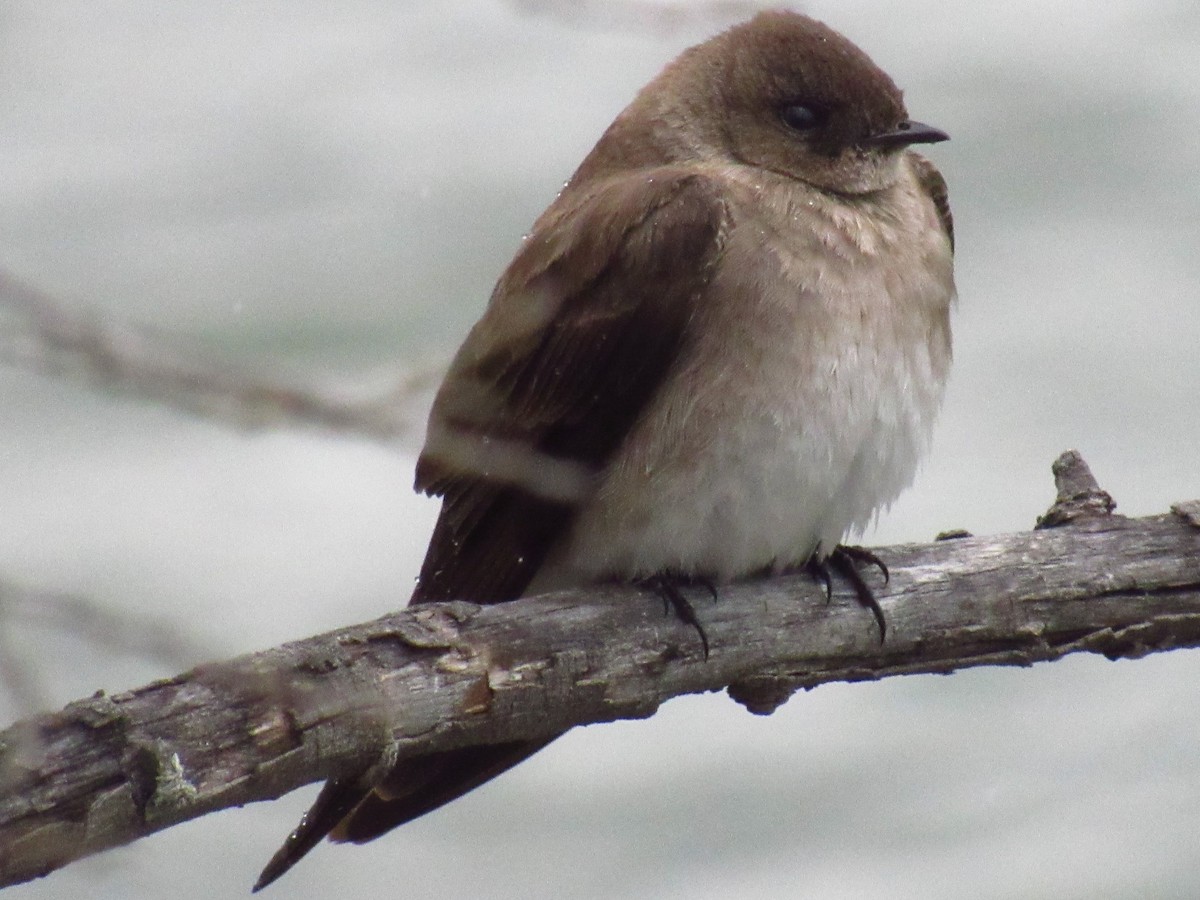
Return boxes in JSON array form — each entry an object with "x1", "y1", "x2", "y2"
[{"x1": 256, "y1": 10, "x2": 954, "y2": 889}]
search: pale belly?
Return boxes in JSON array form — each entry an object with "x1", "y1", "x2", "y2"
[{"x1": 548, "y1": 303, "x2": 948, "y2": 585}]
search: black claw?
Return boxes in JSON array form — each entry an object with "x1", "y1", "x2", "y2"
[
  {"x1": 807, "y1": 545, "x2": 889, "y2": 643},
  {"x1": 806, "y1": 558, "x2": 834, "y2": 602},
  {"x1": 639, "y1": 573, "x2": 713, "y2": 659},
  {"x1": 836, "y1": 544, "x2": 889, "y2": 585}
]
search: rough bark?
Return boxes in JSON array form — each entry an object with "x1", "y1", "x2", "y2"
[{"x1": 1, "y1": 452, "x2": 1198, "y2": 888}]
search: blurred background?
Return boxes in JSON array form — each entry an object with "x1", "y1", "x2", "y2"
[{"x1": 2, "y1": 1, "x2": 1199, "y2": 898}]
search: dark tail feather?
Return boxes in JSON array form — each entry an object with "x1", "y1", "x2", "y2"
[
  {"x1": 254, "y1": 737, "x2": 558, "y2": 890},
  {"x1": 256, "y1": 483, "x2": 566, "y2": 890},
  {"x1": 333, "y1": 738, "x2": 557, "y2": 842},
  {"x1": 253, "y1": 777, "x2": 370, "y2": 892}
]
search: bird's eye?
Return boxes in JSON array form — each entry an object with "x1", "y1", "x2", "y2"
[{"x1": 780, "y1": 104, "x2": 825, "y2": 132}]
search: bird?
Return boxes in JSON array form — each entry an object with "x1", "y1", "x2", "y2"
[{"x1": 255, "y1": 9, "x2": 954, "y2": 890}]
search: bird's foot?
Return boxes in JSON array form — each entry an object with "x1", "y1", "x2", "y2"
[
  {"x1": 638, "y1": 572, "x2": 716, "y2": 659},
  {"x1": 806, "y1": 545, "x2": 889, "y2": 643}
]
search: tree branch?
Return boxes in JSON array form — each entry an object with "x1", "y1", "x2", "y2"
[
  {"x1": 2, "y1": 452, "x2": 1199, "y2": 888},
  {"x1": 507, "y1": 0, "x2": 767, "y2": 35},
  {"x1": 0, "y1": 270, "x2": 439, "y2": 442}
]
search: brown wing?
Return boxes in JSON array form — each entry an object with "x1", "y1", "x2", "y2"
[
  {"x1": 910, "y1": 152, "x2": 954, "y2": 253},
  {"x1": 255, "y1": 170, "x2": 729, "y2": 891},
  {"x1": 410, "y1": 170, "x2": 729, "y2": 605}
]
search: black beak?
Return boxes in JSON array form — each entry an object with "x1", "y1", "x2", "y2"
[{"x1": 863, "y1": 120, "x2": 950, "y2": 149}]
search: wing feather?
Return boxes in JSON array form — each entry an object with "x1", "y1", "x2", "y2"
[
  {"x1": 910, "y1": 152, "x2": 954, "y2": 252},
  {"x1": 412, "y1": 170, "x2": 729, "y2": 605}
]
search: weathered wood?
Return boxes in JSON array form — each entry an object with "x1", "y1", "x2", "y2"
[{"x1": 1, "y1": 453, "x2": 1199, "y2": 888}]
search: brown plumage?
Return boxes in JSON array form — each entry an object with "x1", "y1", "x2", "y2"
[{"x1": 256, "y1": 9, "x2": 954, "y2": 890}]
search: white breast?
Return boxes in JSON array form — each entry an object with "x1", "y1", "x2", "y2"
[{"x1": 545, "y1": 163, "x2": 954, "y2": 587}]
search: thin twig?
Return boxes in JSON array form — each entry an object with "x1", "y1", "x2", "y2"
[{"x1": 0, "y1": 271, "x2": 439, "y2": 443}]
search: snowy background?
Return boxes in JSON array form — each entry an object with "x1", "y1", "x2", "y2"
[{"x1": 2, "y1": 1, "x2": 1199, "y2": 898}]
